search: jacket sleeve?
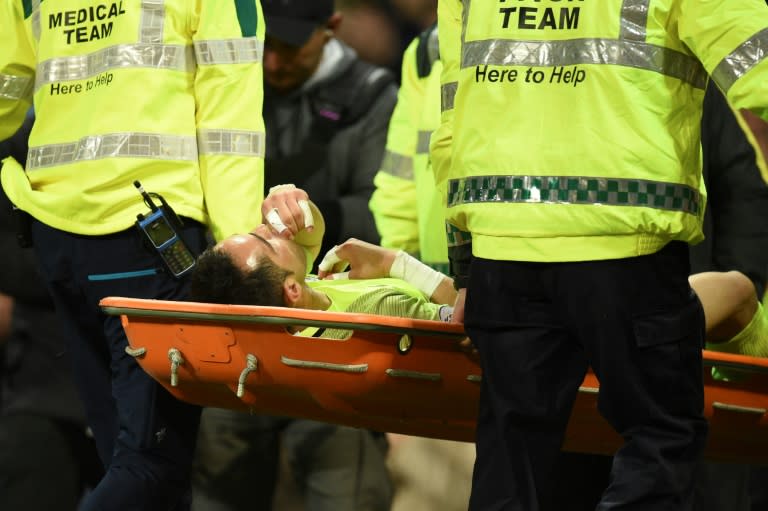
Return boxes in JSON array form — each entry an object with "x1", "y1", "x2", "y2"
[
  {"x1": 191, "y1": 0, "x2": 266, "y2": 241},
  {"x1": 0, "y1": 0, "x2": 35, "y2": 141},
  {"x1": 434, "y1": 0, "x2": 472, "y2": 286},
  {"x1": 678, "y1": 0, "x2": 768, "y2": 120},
  {"x1": 678, "y1": 0, "x2": 768, "y2": 183},
  {"x1": 692, "y1": 82, "x2": 768, "y2": 299},
  {"x1": 431, "y1": 0, "x2": 461, "y2": 191},
  {"x1": 369, "y1": 38, "x2": 423, "y2": 254}
]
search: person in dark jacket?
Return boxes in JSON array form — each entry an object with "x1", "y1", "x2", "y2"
[
  {"x1": 689, "y1": 81, "x2": 768, "y2": 511},
  {"x1": 260, "y1": 0, "x2": 398, "y2": 268},
  {"x1": 0, "y1": 113, "x2": 102, "y2": 511}
]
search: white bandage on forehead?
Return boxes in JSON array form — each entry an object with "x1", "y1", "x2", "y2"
[
  {"x1": 318, "y1": 246, "x2": 343, "y2": 272},
  {"x1": 298, "y1": 199, "x2": 314, "y2": 229},
  {"x1": 266, "y1": 208, "x2": 287, "y2": 233}
]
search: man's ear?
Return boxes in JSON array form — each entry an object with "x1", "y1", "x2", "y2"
[
  {"x1": 282, "y1": 275, "x2": 303, "y2": 307},
  {"x1": 326, "y1": 12, "x2": 342, "y2": 34}
]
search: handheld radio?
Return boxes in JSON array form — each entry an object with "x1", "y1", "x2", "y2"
[{"x1": 134, "y1": 181, "x2": 196, "y2": 279}]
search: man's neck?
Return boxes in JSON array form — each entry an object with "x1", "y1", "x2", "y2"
[{"x1": 298, "y1": 285, "x2": 332, "y2": 311}]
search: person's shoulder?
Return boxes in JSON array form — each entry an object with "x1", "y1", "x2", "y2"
[
  {"x1": 310, "y1": 44, "x2": 397, "y2": 126},
  {"x1": 339, "y1": 44, "x2": 396, "y2": 94}
]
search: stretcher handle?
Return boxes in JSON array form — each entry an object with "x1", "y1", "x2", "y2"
[
  {"x1": 702, "y1": 349, "x2": 768, "y2": 375},
  {"x1": 100, "y1": 297, "x2": 466, "y2": 339}
]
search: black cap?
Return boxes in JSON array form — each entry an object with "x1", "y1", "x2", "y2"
[{"x1": 262, "y1": 0, "x2": 335, "y2": 47}]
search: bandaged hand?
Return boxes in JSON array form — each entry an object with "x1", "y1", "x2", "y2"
[
  {"x1": 318, "y1": 238, "x2": 397, "y2": 280},
  {"x1": 318, "y1": 239, "x2": 444, "y2": 299},
  {"x1": 261, "y1": 184, "x2": 314, "y2": 238}
]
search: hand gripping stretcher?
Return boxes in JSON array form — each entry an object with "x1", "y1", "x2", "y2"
[{"x1": 100, "y1": 297, "x2": 768, "y2": 464}]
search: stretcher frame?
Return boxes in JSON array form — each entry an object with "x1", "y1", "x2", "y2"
[{"x1": 101, "y1": 297, "x2": 768, "y2": 464}]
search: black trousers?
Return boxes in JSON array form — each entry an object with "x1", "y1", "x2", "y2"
[
  {"x1": 31, "y1": 219, "x2": 207, "y2": 511},
  {"x1": 465, "y1": 242, "x2": 708, "y2": 511},
  {"x1": 0, "y1": 415, "x2": 101, "y2": 511}
]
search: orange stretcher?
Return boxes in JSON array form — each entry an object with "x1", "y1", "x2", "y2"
[{"x1": 100, "y1": 297, "x2": 768, "y2": 464}]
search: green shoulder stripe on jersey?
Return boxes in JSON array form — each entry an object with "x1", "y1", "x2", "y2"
[{"x1": 234, "y1": 0, "x2": 257, "y2": 37}]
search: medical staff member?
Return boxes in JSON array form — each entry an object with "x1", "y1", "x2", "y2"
[
  {"x1": 370, "y1": 22, "x2": 452, "y2": 275},
  {"x1": 434, "y1": 1, "x2": 768, "y2": 510},
  {"x1": 0, "y1": 1, "x2": 266, "y2": 509}
]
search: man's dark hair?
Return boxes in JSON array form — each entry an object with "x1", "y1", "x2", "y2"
[{"x1": 190, "y1": 247, "x2": 293, "y2": 306}]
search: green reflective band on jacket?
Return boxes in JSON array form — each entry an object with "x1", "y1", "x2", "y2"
[{"x1": 448, "y1": 176, "x2": 700, "y2": 216}]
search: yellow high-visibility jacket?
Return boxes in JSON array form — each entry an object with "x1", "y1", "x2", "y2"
[
  {"x1": 436, "y1": 0, "x2": 768, "y2": 263},
  {"x1": 370, "y1": 25, "x2": 449, "y2": 273},
  {"x1": 0, "y1": 0, "x2": 265, "y2": 241}
]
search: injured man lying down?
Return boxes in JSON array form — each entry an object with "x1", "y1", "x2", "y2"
[
  {"x1": 189, "y1": 184, "x2": 458, "y2": 339},
  {"x1": 190, "y1": 184, "x2": 768, "y2": 371}
]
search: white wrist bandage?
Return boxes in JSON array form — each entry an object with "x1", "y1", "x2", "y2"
[{"x1": 389, "y1": 251, "x2": 444, "y2": 298}]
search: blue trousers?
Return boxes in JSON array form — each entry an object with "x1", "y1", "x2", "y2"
[
  {"x1": 465, "y1": 242, "x2": 708, "y2": 511},
  {"x1": 32, "y1": 219, "x2": 207, "y2": 511}
]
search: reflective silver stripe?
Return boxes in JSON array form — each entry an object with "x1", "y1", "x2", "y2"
[
  {"x1": 139, "y1": 0, "x2": 165, "y2": 44},
  {"x1": 0, "y1": 73, "x2": 32, "y2": 100},
  {"x1": 26, "y1": 132, "x2": 198, "y2": 170},
  {"x1": 35, "y1": 44, "x2": 194, "y2": 90},
  {"x1": 380, "y1": 150, "x2": 414, "y2": 180},
  {"x1": 427, "y1": 25, "x2": 440, "y2": 65},
  {"x1": 620, "y1": 0, "x2": 650, "y2": 41},
  {"x1": 460, "y1": 0, "x2": 704, "y2": 88},
  {"x1": 462, "y1": 39, "x2": 706, "y2": 88},
  {"x1": 447, "y1": 175, "x2": 700, "y2": 215},
  {"x1": 30, "y1": 0, "x2": 41, "y2": 40},
  {"x1": 416, "y1": 130, "x2": 432, "y2": 154},
  {"x1": 197, "y1": 129, "x2": 265, "y2": 157},
  {"x1": 712, "y1": 28, "x2": 768, "y2": 93},
  {"x1": 194, "y1": 38, "x2": 264, "y2": 65},
  {"x1": 441, "y1": 81, "x2": 457, "y2": 112}
]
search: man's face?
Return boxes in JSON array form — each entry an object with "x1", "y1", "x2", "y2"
[
  {"x1": 218, "y1": 224, "x2": 307, "y2": 278},
  {"x1": 263, "y1": 28, "x2": 329, "y2": 93}
]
